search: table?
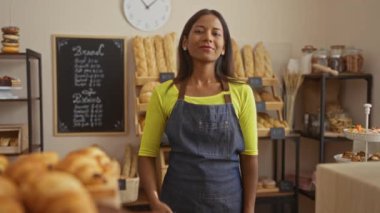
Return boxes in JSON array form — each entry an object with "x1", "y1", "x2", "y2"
[{"x1": 316, "y1": 162, "x2": 380, "y2": 213}]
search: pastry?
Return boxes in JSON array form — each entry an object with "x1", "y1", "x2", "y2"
[
  {"x1": 0, "y1": 196, "x2": 24, "y2": 213},
  {"x1": 0, "y1": 155, "x2": 9, "y2": 174},
  {"x1": 1, "y1": 26, "x2": 20, "y2": 53},
  {"x1": 263, "y1": 178, "x2": 276, "y2": 189}
]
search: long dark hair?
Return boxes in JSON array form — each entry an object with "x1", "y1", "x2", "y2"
[{"x1": 174, "y1": 9, "x2": 234, "y2": 85}]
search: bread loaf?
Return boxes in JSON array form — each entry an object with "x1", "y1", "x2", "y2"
[
  {"x1": 231, "y1": 39, "x2": 245, "y2": 78},
  {"x1": 122, "y1": 145, "x2": 132, "y2": 177},
  {"x1": 163, "y1": 33, "x2": 177, "y2": 73},
  {"x1": 154, "y1": 35, "x2": 168, "y2": 73},
  {"x1": 144, "y1": 37, "x2": 158, "y2": 77},
  {"x1": 133, "y1": 36, "x2": 148, "y2": 77},
  {"x1": 242, "y1": 45, "x2": 255, "y2": 77},
  {"x1": 254, "y1": 42, "x2": 273, "y2": 78}
]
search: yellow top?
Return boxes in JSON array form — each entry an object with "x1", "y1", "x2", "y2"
[{"x1": 138, "y1": 80, "x2": 258, "y2": 157}]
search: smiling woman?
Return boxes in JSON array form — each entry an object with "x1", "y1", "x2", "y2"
[
  {"x1": 123, "y1": 0, "x2": 172, "y2": 31},
  {"x1": 138, "y1": 9, "x2": 259, "y2": 213}
]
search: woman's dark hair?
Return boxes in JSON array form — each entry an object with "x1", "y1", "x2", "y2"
[{"x1": 174, "y1": 9, "x2": 234, "y2": 84}]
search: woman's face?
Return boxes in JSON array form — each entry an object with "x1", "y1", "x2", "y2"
[{"x1": 183, "y1": 14, "x2": 225, "y2": 63}]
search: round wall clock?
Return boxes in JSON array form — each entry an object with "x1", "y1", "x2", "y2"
[{"x1": 123, "y1": 0, "x2": 171, "y2": 32}]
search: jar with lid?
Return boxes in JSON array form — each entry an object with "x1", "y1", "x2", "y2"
[
  {"x1": 328, "y1": 45, "x2": 345, "y2": 72},
  {"x1": 344, "y1": 48, "x2": 364, "y2": 73},
  {"x1": 311, "y1": 48, "x2": 329, "y2": 73},
  {"x1": 300, "y1": 45, "x2": 316, "y2": 74}
]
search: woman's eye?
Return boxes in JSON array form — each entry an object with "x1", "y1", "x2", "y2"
[
  {"x1": 194, "y1": 29, "x2": 203, "y2": 34},
  {"x1": 213, "y1": 32, "x2": 222, "y2": 37}
]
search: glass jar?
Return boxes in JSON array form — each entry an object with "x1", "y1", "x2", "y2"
[
  {"x1": 344, "y1": 48, "x2": 364, "y2": 73},
  {"x1": 301, "y1": 45, "x2": 316, "y2": 74},
  {"x1": 311, "y1": 48, "x2": 329, "y2": 73},
  {"x1": 328, "y1": 45, "x2": 345, "y2": 72}
]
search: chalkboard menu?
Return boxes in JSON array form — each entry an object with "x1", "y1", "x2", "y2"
[{"x1": 53, "y1": 35, "x2": 127, "y2": 135}]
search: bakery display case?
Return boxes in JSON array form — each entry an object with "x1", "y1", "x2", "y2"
[{"x1": 0, "y1": 49, "x2": 43, "y2": 154}]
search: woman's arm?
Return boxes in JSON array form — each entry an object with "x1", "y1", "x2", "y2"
[
  {"x1": 240, "y1": 154, "x2": 258, "y2": 213},
  {"x1": 138, "y1": 156, "x2": 172, "y2": 212}
]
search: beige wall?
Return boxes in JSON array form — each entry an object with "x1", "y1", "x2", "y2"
[{"x1": 1, "y1": 0, "x2": 378, "y2": 164}]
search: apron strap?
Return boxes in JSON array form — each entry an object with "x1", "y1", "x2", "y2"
[
  {"x1": 178, "y1": 80, "x2": 231, "y2": 103},
  {"x1": 221, "y1": 80, "x2": 232, "y2": 104},
  {"x1": 178, "y1": 81, "x2": 187, "y2": 100}
]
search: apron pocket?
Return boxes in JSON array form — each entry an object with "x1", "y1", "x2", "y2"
[{"x1": 197, "y1": 120, "x2": 230, "y2": 158}]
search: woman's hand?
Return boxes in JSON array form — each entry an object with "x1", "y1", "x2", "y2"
[{"x1": 151, "y1": 200, "x2": 173, "y2": 213}]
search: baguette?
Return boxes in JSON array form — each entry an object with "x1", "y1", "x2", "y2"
[
  {"x1": 133, "y1": 36, "x2": 148, "y2": 77},
  {"x1": 242, "y1": 45, "x2": 255, "y2": 77},
  {"x1": 163, "y1": 33, "x2": 176, "y2": 73},
  {"x1": 144, "y1": 37, "x2": 158, "y2": 77},
  {"x1": 154, "y1": 35, "x2": 168, "y2": 73},
  {"x1": 122, "y1": 145, "x2": 132, "y2": 177}
]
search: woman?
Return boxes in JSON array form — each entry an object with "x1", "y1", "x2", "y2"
[{"x1": 138, "y1": 9, "x2": 258, "y2": 213}]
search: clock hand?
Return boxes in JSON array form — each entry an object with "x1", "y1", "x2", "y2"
[
  {"x1": 139, "y1": 0, "x2": 149, "y2": 9},
  {"x1": 146, "y1": 0, "x2": 159, "y2": 9}
]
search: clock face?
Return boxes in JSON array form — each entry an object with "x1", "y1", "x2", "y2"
[{"x1": 123, "y1": 0, "x2": 171, "y2": 31}]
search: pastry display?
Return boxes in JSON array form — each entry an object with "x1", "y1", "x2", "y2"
[
  {"x1": 1, "y1": 146, "x2": 123, "y2": 211},
  {"x1": 0, "y1": 75, "x2": 22, "y2": 87},
  {"x1": 335, "y1": 151, "x2": 380, "y2": 162},
  {"x1": 257, "y1": 113, "x2": 288, "y2": 129},
  {"x1": 1, "y1": 26, "x2": 20, "y2": 53},
  {"x1": 56, "y1": 146, "x2": 121, "y2": 208}
]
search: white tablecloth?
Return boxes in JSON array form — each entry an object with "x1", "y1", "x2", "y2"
[{"x1": 316, "y1": 162, "x2": 380, "y2": 213}]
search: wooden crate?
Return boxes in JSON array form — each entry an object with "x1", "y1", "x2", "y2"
[{"x1": 0, "y1": 124, "x2": 28, "y2": 154}]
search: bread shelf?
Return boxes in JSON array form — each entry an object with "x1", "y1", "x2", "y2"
[{"x1": 258, "y1": 128, "x2": 290, "y2": 138}]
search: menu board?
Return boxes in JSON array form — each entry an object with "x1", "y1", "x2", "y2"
[{"x1": 52, "y1": 35, "x2": 127, "y2": 135}]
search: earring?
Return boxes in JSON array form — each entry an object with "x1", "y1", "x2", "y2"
[
  {"x1": 183, "y1": 47, "x2": 187, "y2": 51},
  {"x1": 221, "y1": 51, "x2": 225, "y2": 56}
]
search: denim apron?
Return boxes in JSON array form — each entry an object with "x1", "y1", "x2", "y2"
[{"x1": 160, "y1": 81, "x2": 245, "y2": 213}]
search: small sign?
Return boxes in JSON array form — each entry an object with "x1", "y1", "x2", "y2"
[
  {"x1": 256, "y1": 102, "x2": 266, "y2": 112},
  {"x1": 270, "y1": 127, "x2": 285, "y2": 139},
  {"x1": 248, "y1": 77, "x2": 263, "y2": 88},
  {"x1": 278, "y1": 180, "x2": 294, "y2": 192},
  {"x1": 159, "y1": 72, "x2": 175, "y2": 83},
  {"x1": 118, "y1": 178, "x2": 127, "y2": 190}
]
